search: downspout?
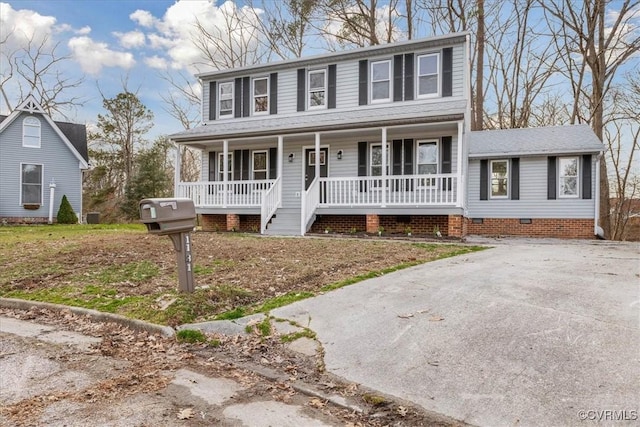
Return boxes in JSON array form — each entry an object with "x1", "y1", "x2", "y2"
[
  {"x1": 48, "y1": 178, "x2": 56, "y2": 224},
  {"x1": 594, "y1": 152, "x2": 605, "y2": 239},
  {"x1": 173, "y1": 140, "x2": 181, "y2": 197}
]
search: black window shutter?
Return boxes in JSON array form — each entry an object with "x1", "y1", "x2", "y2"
[
  {"x1": 269, "y1": 73, "x2": 278, "y2": 115},
  {"x1": 234, "y1": 78, "x2": 242, "y2": 118},
  {"x1": 328, "y1": 64, "x2": 337, "y2": 109},
  {"x1": 269, "y1": 147, "x2": 277, "y2": 179},
  {"x1": 233, "y1": 150, "x2": 241, "y2": 181},
  {"x1": 392, "y1": 139, "x2": 403, "y2": 175},
  {"x1": 441, "y1": 136, "x2": 452, "y2": 173},
  {"x1": 358, "y1": 60, "x2": 368, "y2": 106},
  {"x1": 548, "y1": 157, "x2": 557, "y2": 200},
  {"x1": 209, "y1": 81, "x2": 216, "y2": 121},
  {"x1": 403, "y1": 139, "x2": 413, "y2": 190},
  {"x1": 511, "y1": 158, "x2": 520, "y2": 200},
  {"x1": 582, "y1": 155, "x2": 592, "y2": 199},
  {"x1": 208, "y1": 151, "x2": 216, "y2": 181},
  {"x1": 404, "y1": 53, "x2": 414, "y2": 101},
  {"x1": 358, "y1": 141, "x2": 367, "y2": 192},
  {"x1": 242, "y1": 76, "x2": 250, "y2": 117},
  {"x1": 297, "y1": 68, "x2": 306, "y2": 112},
  {"x1": 442, "y1": 47, "x2": 453, "y2": 97},
  {"x1": 393, "y1": 55, "x2": 403, "y2": 102},
  {"x1": 241, "y1": 150, "x2": 250, "y2": 181},
  {"x1": 480, "y1": 159, "x2": 488, "y2": 200}
]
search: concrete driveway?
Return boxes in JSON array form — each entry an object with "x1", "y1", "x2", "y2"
[{"x1": 273, "y1": 239, "x2": 639, "y2": 426}]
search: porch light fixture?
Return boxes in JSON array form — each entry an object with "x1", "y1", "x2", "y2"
[
  {"x1": 288, "y1": 153, "x2": 294, "y2": 162},
  {"x1": 337, "y1": 150, "x2": 343, "y2": 160}
]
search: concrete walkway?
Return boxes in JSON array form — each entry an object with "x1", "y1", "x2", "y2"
[{"x1": 273, "y1": 240, "x2": 640, "y2": 426}]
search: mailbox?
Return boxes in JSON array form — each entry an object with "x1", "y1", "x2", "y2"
[{"x1": 139, "y1": 198, "x2": 195, "y2": 236}]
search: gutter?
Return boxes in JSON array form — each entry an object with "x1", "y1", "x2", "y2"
[{"x1": 594, "y1": 152, "x2": 605, "y2": 239}]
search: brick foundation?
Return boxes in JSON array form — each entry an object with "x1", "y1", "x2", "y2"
[
  {"x1": 310, "y1": 215, "x2": 367, "y2": 233},
  {"x1": 466, "y1": 218, "x2": 595, "y2": 239},
  {"x1": 447, "y1": 215, "x2": 464, "y2": 238},
  {"x1": 365, "y1": 214, "x2": 380, "y2": 233},
  {"x1": 200, "y1": 214, "x2": 260, "y2": 232},
  {"x1": 311, "y1": 214, "x2": 454, "y2": 236}
]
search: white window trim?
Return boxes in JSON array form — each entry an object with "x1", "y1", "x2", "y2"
[
  {"x1": 218, "y1": 152, "x2": 234, "y2": 181},
  {"x1": 369, "y1": 142, "x2": 390, "y2": 177},
  {"x1": 218, "y1": 81, "x2": 234, "y2": 119},
  {"x1": 370, "y1": 60, "x2": 391, "y2": 103},
  {"x1": 490, "y1": 159, "x2": 509, "y2": 199},
  {"x1": 252, "y1": 150, "x2": 268, "y2": 180},
  {"x1": 308, "y1": 69, "x2": 327, "y2": 110},
  {"x1": 558, "y1": 156, "x2": 580, "y2": 198},
  {"x1": 20, "y1": 162, "x2": 43, "y2": 205},
  {"x1": 415, "y1": 139, "x2": 439, "y2": 188},
  {"x1": 416, "y1": 52, "x2": 440, "y2": 99},
  {"x1": 23, "y1": 116, "x2": 41, "y2": 148},
  {"x1": 252, "y1": 76, "x2": 269, "y2": 115}
]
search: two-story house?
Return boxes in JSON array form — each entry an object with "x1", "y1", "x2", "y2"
[
  {"x1": 169, "y1": 32, "x2": 603, "y2": 239},
  {"x1": 0, "y1": 95, "x2": 89, "y2": 224}
]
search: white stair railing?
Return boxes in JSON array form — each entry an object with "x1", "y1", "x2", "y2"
[
  {"x1": 260, "y1": 177, "x2": 281, "y2": 234},
  {"x1": 301, "y1": 177, "x2": 320, "y2": 235}
]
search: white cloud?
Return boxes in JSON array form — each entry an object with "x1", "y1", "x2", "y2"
[
  {"x1": 68, "y1": 36, "x2": 135, "y2": 75},
  {"x1": 76, "y1": 25, "x2": 91, "y2": 35},
  {"x1": 114, "y1": 30, "x2": 146, "y2": 49},
  {"x1": 144, "y1": 55, "x2": 168, "y2": 70},
  {"x1": 130, "y1": 9, "x2": 155, "y2": 27},
  {"x1": 0, "y1": 2, "x2": 58, "y2": 50}
]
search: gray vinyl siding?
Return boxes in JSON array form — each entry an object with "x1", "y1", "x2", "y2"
[
  {"x1": 451, "y1": 44, "x2": 465, "y2": 98},
  {"x1": 0, "y1": 112, "x2": 83, "y2": 219},
  {"x1": 336, "y1": 61, "x2": 360, "y2": 109},
  {"x1": 277, "y1": 69, "x2": 298, "y2": 115},
  {"x1": 467, "y1": 157, "x2": 596, "y2": 219}
]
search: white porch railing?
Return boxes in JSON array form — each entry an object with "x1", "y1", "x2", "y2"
[
  {"x1": 260, "y1": 177, "x2": 281, "y2": 234},
  {"x1": 318, "y1": 174, "x2": 458, "y2": 206},
  {"x1": 301, "y1": 177, "x2": 320, "y2": 235},
  {"x1": 177, "y1": 180, "x2": 276, "y2": 207}
]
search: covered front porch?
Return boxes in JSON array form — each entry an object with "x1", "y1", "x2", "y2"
[{"x1": 174, "y1": 121, "x2": 466, "y2": 236}]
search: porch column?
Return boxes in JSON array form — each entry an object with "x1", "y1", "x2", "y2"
[
  {"x1": 174, "y1": 141, "x2": 181, "y2": 197},
  {"x1": 223, "y1": 139, "x2": 228, "y2": 208},
  {"x1": 381, "y1": 127, "x2": 387, "y2": 207},
  {"x1": 456, "y1": 121, "x2": 463, "y2": 208},
  {"x1": 314, "y1": 132, "x2": 321, "y2": 180},
  {"x1": 278, "y1": 136, "x2": 283, "y2": 207}
]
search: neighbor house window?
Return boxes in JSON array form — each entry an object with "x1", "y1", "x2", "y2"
[
  {"x1": 218, "y1": 152, "x2": 233, "y2": 181},
  {"x1": 252, "y1": 150, "x2": 267, "y2": 180},
  {"x1": 370, "y1": 143, "x2": 390, "y2": 176},
  {"x1": 218, "y1": 81, "x2": 234, "y2": 118},
  {"x1": 21, "y1": 163, "x2": 42, "y2": 205},
  {"x1": 559, "y1": 157, "x2": 578, "y2": 197},
  {"x1": 23, "y1": 117, "x2": 41, "y2": 148},
  {"x1": 417, "y1": 140, "x2": 438, "y2": 187},
  {"x1": 417, "y1": 53, "x2": 439, "y2": 97},
  {"x1": 308, "y1": 69, "x2": 326, "y2": 109},
  {"x1": 490, "y1": 160, "x2": 509, "y2": 198},
  {"x1": 253, "y1": 76, "x2": 269, "y2": 114},
  {"x1": 371, "y1": 60, "x2": 391, "y2": 102}
]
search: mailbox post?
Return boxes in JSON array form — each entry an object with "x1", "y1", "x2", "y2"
[{"x1": 140, "y1": 198, "x2": 196, "y2": 293}]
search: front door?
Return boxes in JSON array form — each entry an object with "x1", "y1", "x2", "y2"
[{"x1": 304, "y1": 147, "x2": 328, "y2": 190}]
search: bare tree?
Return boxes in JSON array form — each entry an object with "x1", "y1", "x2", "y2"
[{"x1": 0, "y1": 32, "x2": 84, "y2": 118}]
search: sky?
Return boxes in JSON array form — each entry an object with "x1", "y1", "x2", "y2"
[{"x1": 0, "y1": 0, "x2": 262, "y2": 140}]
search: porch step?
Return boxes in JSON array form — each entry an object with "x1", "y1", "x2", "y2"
[{"x1": 264, "y1": 208, "x2": 301, "y2": 236}]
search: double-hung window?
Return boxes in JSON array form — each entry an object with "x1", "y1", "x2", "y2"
[
  {"x1": 490, "y1": 160, "x2": 509, "y2": 198},
  {"x1": 417, "y1": 53, "x2": 439, "y2": 97},
  {"x1": 559, "y1": 157, "x2": 578, "y2": 197},
  {"x1": 252, "y1": 151, "x2": 267, "y2": 180},
  {"x1": 308, "y1": 69, "x2": 326, "y2": 109},
  {"x1": 23, "y1": 117, "x2": 41, "y2": 148},
  {"x1": 253, "y1": 77, "x2": 269, "y2": 114},
  {"x1": 371, "y1": 60, "x2": 391, "y2": 103},
  {"x1": 417, "y1": 140, "x2": 438, "y2": 187},
  {"x1": 21, "y1": 163, "x2": 42, "y2": 205},
  {"x1": 218, "y1": 152, "x2": 233, "y2": 181},
  {"x1": 218, "y1": 81, "x2": 234, "y2": 118},
  {"x1": 370, "y1": 143, "x2": 390, "y2": 177}
]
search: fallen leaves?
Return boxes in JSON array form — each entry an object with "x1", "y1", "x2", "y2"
[{"x1": 177, "y1": 407, "x2": 194, "y2": 420}]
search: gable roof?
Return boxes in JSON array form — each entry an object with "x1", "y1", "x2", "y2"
[
  {"x1": 469, "y1": 124, "x2": 604, "y2": 158},
  {"x1": 0, "y1": 95, "x2": 89, "y2": 167}
]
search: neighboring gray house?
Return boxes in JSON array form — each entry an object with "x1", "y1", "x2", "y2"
[
  {"x1": 169, "y1": 32, "x2": 604, "y2": 239},
  {"x1": 0, "y1": 95, "x2": 89, "y2": 224}
]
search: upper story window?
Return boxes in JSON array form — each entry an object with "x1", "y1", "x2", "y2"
[
  {"x1": 559, "y1": 157, "x2": 579, "y2": 197},
  {"x1": 308, "y1": 69, "x2": 326, "y2": 109},
  {"x1": 218, "y1": 152, "x2": 233, "y2": 181},
  {"x1": 371, "y1": 60, "x2": 391, "y2": 103},
  {"x1": 417, "y1": 53, "x2": 440, "y2": 97},
  {"x1": 490, "y1": 159, "x2": 509, "y2": 198},
  {"x1": 23, "y1": 117, "x2": 41, "y2": 148},
  {"x1": 218, "y1": 81, "x2": 234, "y2": 118},
  {"x1": 21, "y1": 163, "x2": 43, "y2": 205},
  {"x1": 253, "y1": 76, "x2": 269, "y2": 114}
]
